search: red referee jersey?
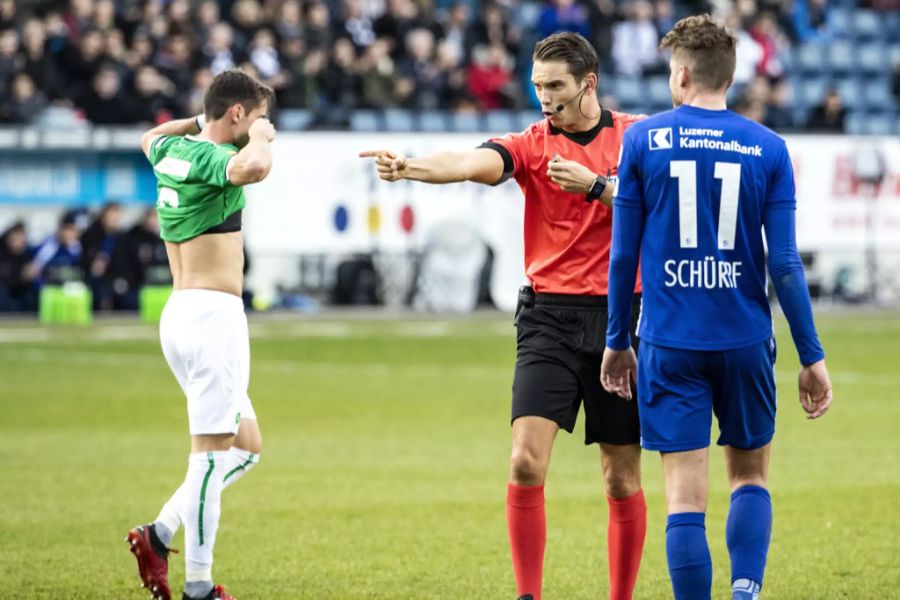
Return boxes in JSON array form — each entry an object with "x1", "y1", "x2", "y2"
[{"x1": 483, "y1": 109, "x2": 643, "y2": 296}]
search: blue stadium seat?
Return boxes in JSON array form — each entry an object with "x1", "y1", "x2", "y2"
[
  {"x1": 797, "y1": 43, "x2": 827, "y2": 74},
  {"x1": 835, "y1": 78, "x2": 863, "y2": 108},
  {"x1": 418, "y1": 110, "x2": 448, "y2": 132},
  {"x1": 647, "y1": 76, "x2": 672, "y2": 107},
  {"x1": 349, "y1": 110, "x2": 382, "y2": 132},
  {"x1": 852, "y1": 10, "x2": 882, "y2": 40},
  {"x1": 862, "y1": 112, "x2": 897, "y2": 135},
  {"x1": 449, "y1": 111, "x2": 482, "y2": 132},
  {"x1": 888, "y1": 44, "x2": 900, "y2": 68},
  {"x1": 863, "y1": 79, "x2": 895, "y2": 110},
  {"x1": 828, "y1": 9, "x2": 852, "y2": 38},
  {"x1": 798, "y1": 77, "x2": 830, "y2": 107},
  {"x1": 484, "y1": 110, "x2": 515, "y2": 133},
  {"x1": 885, "y1": 12, "x2": 900, "y2": 39},
  {"x1": 857, "y1": 43, "x2": 887, "y2": 74},
  {"x1": 384, "y1": 108, "x2": 415, "y2": 131},
  {"x1": 516, "y1": 110, "x2": 537, "y2": 131},
  {"x1": 845, "y1": 111, "x2": 865, "y2": 135},
  {"x1": 614, "y1": 78, "x2": 642, "y2": 106},
  {"x1": 277, "y1": 109, "x2": 313, "y2": 131},
  {"x1": 827, "y1": 40, "x2": 855, "y2": 73}
]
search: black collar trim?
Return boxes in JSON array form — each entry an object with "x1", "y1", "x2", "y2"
[{"x1": 548, "y1": 108, "x2": 614, "y2": 146}]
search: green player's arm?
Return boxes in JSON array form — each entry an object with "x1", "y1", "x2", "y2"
[
  {"x1": 139, "y1": 117, "x2": 201, "y2": 159},
  {"x1": 226, "y1": 131, "x2": 272, "y2": 186},
  {"x1": 404, "y1": 149, "x2": 505, "y2": 185}
]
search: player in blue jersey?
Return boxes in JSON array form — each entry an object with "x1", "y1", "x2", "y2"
[{"x1": 600, "y1": 15, "x2": 833, "y2": 600}]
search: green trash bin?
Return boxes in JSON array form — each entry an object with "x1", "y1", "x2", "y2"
[
  {"x1": 140, "y1": 285, "x2": 172, "y2": 323},
  {"x1": 39, "y1": 283, "x2": 92, "y2": 325}
]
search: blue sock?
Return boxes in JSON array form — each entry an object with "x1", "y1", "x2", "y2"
[
  {"x1": 726, "y1": 485, "x2": 772, "y2": 599},
  {"x1": 666, "y1": 512, "x2": 712, "y2": 600}
]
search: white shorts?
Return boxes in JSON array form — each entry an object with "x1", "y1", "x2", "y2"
[{"x1": 160, "y1": 289, "x2": 256, "y2": 435}]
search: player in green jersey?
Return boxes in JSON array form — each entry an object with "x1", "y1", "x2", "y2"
[{"x1": 125, "y1": 70, "x2": 275, "y2": 600}]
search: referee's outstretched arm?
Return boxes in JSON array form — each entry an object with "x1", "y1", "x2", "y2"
[{"x1": 359, "y1": 148, "x2": 506, "y2": 185}]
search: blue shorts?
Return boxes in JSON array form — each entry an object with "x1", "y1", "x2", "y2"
[{"x1": 637, "y1": 338, "x2": 777, "y2": 452}]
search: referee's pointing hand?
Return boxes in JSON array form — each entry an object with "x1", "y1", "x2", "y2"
[
  {"x1": 547, "y1": 154, "x2": 597, "y2": 193},
  {"x1": 360, "y1": 149, "x2": 408, "y2": 182}
]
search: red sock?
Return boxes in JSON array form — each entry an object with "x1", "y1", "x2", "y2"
[
  {"x1": 507, "y1": 483, "x2": 546, "y2": 600},
  {"x1": 607, "y1": 489, "x2": 647, "y2": 600}
]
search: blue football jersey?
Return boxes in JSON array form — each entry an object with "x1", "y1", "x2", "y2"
[{"x1": 613, "y1": 104, "x2": 796, "y2": 351}]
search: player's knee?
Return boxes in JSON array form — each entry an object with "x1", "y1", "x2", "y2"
[
  {"x1": 509, "y1": 446, "x2": 549, "y2": 486},
  {"x1": 603, "y1": 467, "x2": 641, "y2": 498}
]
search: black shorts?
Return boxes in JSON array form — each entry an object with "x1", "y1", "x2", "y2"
[{"x1": 512, "y1": 287, "x2": 641, "y2": 445}]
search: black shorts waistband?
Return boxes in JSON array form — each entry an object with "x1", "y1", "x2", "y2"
[{"x1": 529, "y1": 292, "x2": 642, "y2": 308}]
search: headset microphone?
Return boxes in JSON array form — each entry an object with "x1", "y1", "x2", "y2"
[{"x1": 554, "y1": 85, "x2": 588, "y2": 113}]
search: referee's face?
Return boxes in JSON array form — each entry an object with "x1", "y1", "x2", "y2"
[{"x1": 532, "y1": 61, "x2": 581, "y2": 126}]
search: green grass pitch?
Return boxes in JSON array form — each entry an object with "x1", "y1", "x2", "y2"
[{"x1": 0, "y1": 310, "x2": 897, "y2": 599}]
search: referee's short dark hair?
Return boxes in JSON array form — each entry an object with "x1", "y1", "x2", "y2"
[
  {"x1": 532, "y1": 32, "x2": 599, "y2": 82},
  {"x1": 204, "y1": 69, "x2": 274, "y2": 120}
]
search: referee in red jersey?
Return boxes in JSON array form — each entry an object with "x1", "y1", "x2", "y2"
[{"x1": 361, "y1": 32, "x2": 645, "y2": 600}]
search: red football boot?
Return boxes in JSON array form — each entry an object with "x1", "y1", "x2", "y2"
[{"x1": 126, "y1": 524, "x2": 178, "y2": 600}]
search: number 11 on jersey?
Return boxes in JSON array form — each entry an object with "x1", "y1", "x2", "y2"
[{"x1": 670, "y1": 160, "x2": 741, "y2": 250}]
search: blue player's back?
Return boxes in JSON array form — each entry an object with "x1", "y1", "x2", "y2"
[{"x1": 616, "y1": 104, "x2": 795, "y2": 350}]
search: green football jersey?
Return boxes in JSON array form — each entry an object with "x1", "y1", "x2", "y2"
[{"x1": 148, "y1": 134, "x2": 245, "y2": 243}]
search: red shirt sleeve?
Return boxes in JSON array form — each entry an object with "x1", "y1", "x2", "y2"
[{"x1": 480, "y1": 125, "x2": 537, "y2": 184}]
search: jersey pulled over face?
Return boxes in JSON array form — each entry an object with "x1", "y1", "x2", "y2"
[
  {"x1": 148, "y1": 135, "x2": 243, "y2": 243},
  {"x1": 484, "y1": 109, "x2": 644, "y2": 295},
  {"x1": 615, "y1": 104, "x2": 796, "y2": 349}
]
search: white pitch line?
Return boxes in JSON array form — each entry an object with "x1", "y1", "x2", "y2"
[{"x1": 0, "y1": 347, "x2": 508, "y2": 379}]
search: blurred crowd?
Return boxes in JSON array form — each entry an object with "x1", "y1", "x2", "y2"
[
  {"x1": 0, "y1": 0, "x2": 895, "y2": 131},
  {"x1": 0, "y1": 203, "x2": 171, "y2": 313}
]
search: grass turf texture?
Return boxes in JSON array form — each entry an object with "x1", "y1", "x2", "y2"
[{"x1": 0, "y1": 311, "x2": 897, "y2": 599}]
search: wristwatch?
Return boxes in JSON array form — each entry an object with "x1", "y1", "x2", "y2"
[{"x1": 585, "y1": 175, "x2": 607, "y2": 203}]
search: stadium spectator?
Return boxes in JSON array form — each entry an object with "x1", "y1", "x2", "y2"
[
  {"x1": 748, "y1": 11, "x2": 785, "y2": 79},
  {"x1": 340, "y1": 0, "x2": 378, "y2": 52},
  {"x1": 131, "y1": 64, "x2": 181, "y2": 124},
  {"x1": 81, "y1": 202, "x2": 122, "y2": 311},
  {"x1": 396, "y1": 28, "x2": 446, "y2": 109},
  {"x1": 154, "y1": 34, "x2": 195, "y2": 94},
  {"x1": 805, "y1": 88, "x2": 847, "y2": 132},
  {"x1": 303, "y1": 0, "x2": 335, "y2": 53},
  {"x1": 538, "y1": 0, "x2": 591, "y2": 40},
  {"x1": 75, "y1": 65, "x2": 138, "y2": 124},
  {"x1": 791, "y1": 0, "x2": 832, "y2": 43},
  {"x1": 109, "y1": 207, "x2": 170, "y2": 310},
  {"x1": 374, "y1": 0, "x2": 428, "y2": 59},
  {"x1": 0, "y1": 221, "x2": 37, "y2": 313},
  {"x1": 248, "y1": 28, "x2": 288, "y2": 92},
  {"x1": 21, "y1": 18, "x2": 60, "y2": 100},
  {"x1": 764, "y1": 78, "x2": 795, "y2": 131},
  {"x1": 59, "y1": 29, "x2": 105, "y2": 98},
  {"x1": 438, "y1": 2, "x2": 473, "y2": 66},
  {"x1": 469, "y1": 2, "x2": 520, "y2": 57},
  {"x1": 727, "y1": 10, "x2": 764, "y2": 90},
  {"x1": 585, "y1": 0, "x2": 617, "y2": 71},
  {"x1": 612, "y1": 0, "x2": 662, "y2": 76},
  {"x1": 0, "y1": 28, "x2": 20, "y2": 101},
  {"x1": 322, "y1": 37, "x2": 362, "y2": 119},
  {"x1": 0, "y1": 0, "x2": 16, "y2": 32},
  {"x1": 359, "y1": 37, "x2": 399, "y2": 108},
  {"x1": 0, "y1": 72, "x2": 48, "y2": 124},
  {"x1": 31, "y1": 211, "x2": 83, "y2": 286},
  {"x1": 274, "y1": 0, "x2": 303, "y2": 42},
  {"x1": 231, "y1": 0, "x2": 265, "y2": 56},
  {"x1": 467, "y1": 42, "x2": 516, "y2": 109},
  {"x1": 194, "y1": 0, "x2": 222, "y2": 49},
  {"x1": 202, "y1": 22, "x2": 239, "y2": 75}
]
